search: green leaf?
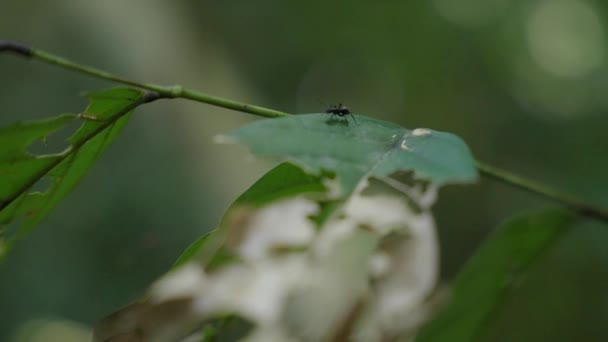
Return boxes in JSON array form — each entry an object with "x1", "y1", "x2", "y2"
[
  {"x1": 200, "y1": 316, "x2": 254, "y2": 342},
  {"x1": 221, "y1": 114, "x2": 478, "y2": 195},
  {"x1": 0, "y1": 87, "x2": 146, "y2": 259},
  {"x1": 0, "y1": 114, "x2": 77, "y2": 209},
  {"x1": 417, "y1": 209, "x2": 576, "y2": 342},
  {"x1": 173, "y1": 232, "x2": 215, "y2": 269},
  {"x1": 233, "y1": 161, "x2": 327, "y2": 207},
  {"x1": 0, "y1": 113, "x2": 76, "y2": 161},
  {"x1": 172, "y1": 162, "x2": 327, "y2": 267}
]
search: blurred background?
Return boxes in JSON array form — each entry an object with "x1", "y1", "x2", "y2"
[{"x1": 1, "y1": 0, "x2": 607, "y2": 341}]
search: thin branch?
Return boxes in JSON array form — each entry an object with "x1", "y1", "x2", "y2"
[
  {"x1": 2, "y1": 40, "x2": 607, "y2": 223},
  {"x1": 0, "y1": 40, "x2": 287, "y2": 119},
  {"x1": 476, "y1": 161, "x2": 608, "y2": 222},
  {"x1": 0, "y1": 40, "x2": 33, "y2": 57}
]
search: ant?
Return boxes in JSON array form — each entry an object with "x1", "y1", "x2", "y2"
[{"x1": 324, "y1": 103, "x2": 357, "y2": 124}]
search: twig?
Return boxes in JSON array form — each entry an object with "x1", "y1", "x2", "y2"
[
  {"x1": 476, "y1": 161, "x2": 608, "y2": 222},
  {"x1": 0, "y1": 40, "x2": 287, "y2": 119},
  {"x1": 2, "y1": 40, "x2": 607, "y2": 223}
]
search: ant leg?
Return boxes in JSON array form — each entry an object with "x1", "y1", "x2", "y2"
[{"x1": 350, "y1": 113, "x2": 358, "y2": 124}]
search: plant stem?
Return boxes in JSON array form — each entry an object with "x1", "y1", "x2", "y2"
[
  {"x1": 0, "y1": 40, "x2": 287, "y2": 119},
  {"x1": 2, "y1": 40, "x2": 607, "y2": 223},
  {"x1": 476, "y1": 161, "x2": 608, "y2": 222}
]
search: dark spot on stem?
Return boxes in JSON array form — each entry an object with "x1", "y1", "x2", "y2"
[
  {"x1": 143, "y1": 91, "x2": 161, "y2": 103},
  {"x1": 0, "y1": 40, "x2": 33, "y2": 57}
]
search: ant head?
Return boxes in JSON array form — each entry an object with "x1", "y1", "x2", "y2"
[{"x1": 319, "y1": 99, "x2": 335, "y2": 112}]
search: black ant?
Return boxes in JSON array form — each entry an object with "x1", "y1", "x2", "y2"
[{"x1": 324, "y1": 103, "x2": 357, "y2": 124}]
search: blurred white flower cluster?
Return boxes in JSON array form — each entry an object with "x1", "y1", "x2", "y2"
[{"x1": 96, "y1": 180, "x2": 441, "y2": 342}]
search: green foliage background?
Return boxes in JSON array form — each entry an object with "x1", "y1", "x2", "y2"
[{"x1": 1, "y1": 1, "x2": 608, "y2": 341}]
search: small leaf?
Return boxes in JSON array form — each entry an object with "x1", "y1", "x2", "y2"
[
  {"x1": 233, "y1": 162, "x2": 327, "y2": 207},
  {"x1": 0, "y1": 87, "x2": 146, "y2": 259},
  {"x1": 417, "y1": 209, "x2": 575, "y2": 342},
  {"x1": 220, "y1": 114, "x2": 478, "y2": 195}
]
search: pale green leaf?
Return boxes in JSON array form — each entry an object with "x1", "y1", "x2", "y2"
[{"x1": 221, "y1": 114, "x2": 478, "y2": 195}]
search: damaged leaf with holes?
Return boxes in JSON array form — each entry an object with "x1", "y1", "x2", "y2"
[
  {"x1": 218, "y1": 114, "x2": 479, "y2": 196},
  {"x1": 95, "y1": 160, "x2": 444, "y2": 341},
  {"x1": 0, "y1": 87, "x2": 145, "y2": 259}
]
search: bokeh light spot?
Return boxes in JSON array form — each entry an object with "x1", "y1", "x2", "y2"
[
  {"x1": 433, "y1": 0, "x2": 510, "y2": 28},
  {"x1": 527, "y1": 0, "x2": 605, "y2": 79}
]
